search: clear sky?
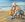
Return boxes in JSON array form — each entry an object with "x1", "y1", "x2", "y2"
[{"x1": 0, "y1": 0, "x2": 25, "y2": 11}]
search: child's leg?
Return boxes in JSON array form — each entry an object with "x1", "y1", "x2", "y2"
[
  {"x1": 11, "y1": 14, "x2": 15, "y2": 19},
  {"x1": 17, "y1": 13, "x2": 20, "y2": 19}
]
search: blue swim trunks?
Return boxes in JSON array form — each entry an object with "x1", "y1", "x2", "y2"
[
  {"x1": 20, "y1": 10, "x2": 24, "y2": 15},
  {"x1": 16, "y1": 11, "x2": 20, "y2": 15}
]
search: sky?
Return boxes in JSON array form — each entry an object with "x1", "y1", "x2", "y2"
[{"x1": 0, "y1": 0, "x2": 25, "y2": 11}]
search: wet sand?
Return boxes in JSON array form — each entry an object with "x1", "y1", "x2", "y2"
[{"x1": 0, "y1": 14, "x2": 25, "y2": 22}]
